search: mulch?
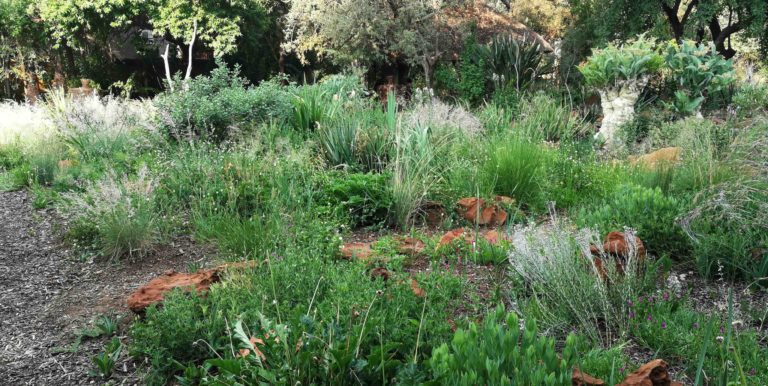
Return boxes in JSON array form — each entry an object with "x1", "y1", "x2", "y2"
[{"x1": 0, "y1": 191, "x2": 212, "y2": 385}]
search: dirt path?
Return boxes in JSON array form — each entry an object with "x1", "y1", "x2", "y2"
[{"x1": 0, "y1": 191, "x2": 210, "y2": 385}]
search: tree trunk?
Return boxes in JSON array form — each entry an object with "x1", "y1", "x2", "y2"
[
  {"x1": 24, "y1": 72, "x2": 40, "y2": 104},
  {"x1": 595, "y1": 77, "x2": 649, "y2": 149}
]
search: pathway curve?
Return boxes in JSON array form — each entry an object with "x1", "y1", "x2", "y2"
[{"x1": 0, "y1": 190, "x2": 209, "y2": 385}]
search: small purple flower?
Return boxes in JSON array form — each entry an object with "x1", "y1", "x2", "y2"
[
  {"x1": 720, "y1": 326, "x2": 725, "y2": 333},
  {"x1": 693, "y1": 322, "x2": 699, "y2": 329},
  {"x1": 649, "y1": 296, "x2": 655, "y2": 303},
  {"x1": 638, "y1": 296, "x2": 644, "y2": 302},
  {"x1": 661, "y1": 322, "x2": 667, "y2": 329},
  {"x1": 629, "y1": 311, "x2": 635, "y2": 318},
  {"x1": 647, "y1": 315, "x2": 653, "y2": 322},
  {"x1": 748, "y1": 368, "x2": 757, "y2": 376},
  {"x1": 663, "y1": 292, "x2": 669, "y2": 301},
  {"x1": 627, "y1": 299, "x2": 634, "y2": 307},
  {"x1": 619, "y1": 366, "x2": 626, "y2": 374}
]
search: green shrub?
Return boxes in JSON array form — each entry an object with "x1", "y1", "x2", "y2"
[
  {"x1": 480, "y1": 34, "x2": 554, "y2": 93},
  {"x1": 544, "y1": 143, "x2": 624, "y2": 209},
  {"x1": 155, "y1": 63, "x2": 293, "y2": 141},
  {"x1": 574, "y1": 184, "x2": 690, "y2": 257},
  {"x1": 732, "y1": 82, "x2": 768, "y2": 117},
  {"x1": 131, "y1": 256, "x2": 464, "y2": 384},
  {"x1": 318, "y1": 171, "x2": 392, "y2": 228},
  {"x1": 457, "y1": 36, "x2": 489, "y2": 106},
  {"x1": 426, "y1": 305, "x2": 578, "y2": 385}
]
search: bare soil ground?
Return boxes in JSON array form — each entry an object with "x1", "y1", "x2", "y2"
[{"x1": 0, "y1": 191, "x2": 212, "y2": 385}]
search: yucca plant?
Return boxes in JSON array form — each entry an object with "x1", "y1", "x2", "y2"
[
  {"x1": 481, "y1": 34, "x2": 554, "y2": 92},
  {"x1": 318, "y1": 114, "x2": 359, "y2": 169}
]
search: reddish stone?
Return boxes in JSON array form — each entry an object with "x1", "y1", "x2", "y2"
[
  {"x1": 456, "y1": 198, "x2": 508, "y2": 226},
  {"x1": 437, "y1": 228, "x2": 470, "y2": 249},
  {"x1": 603, "y1": 231, "x2": 646, "y2": 258},
  {"x1": 483, "y1": 229, "x2": 510, "y2": 245},
  {"x1": 410, "y1": 278, "x2": 426, "y2": 298},
  {"x1": 396, "y1": 237, "x2": 426, "y2": 256},
  {"x1": 340, "y1": 242, "x2": 375, "y2": 260},
  {"x1": 617, "y1": 359, "x2": 682, "y2": 386},
  {"x1": 127, "y1": 270, "x2": 218, "y2": 313},
  {"x1": 572, "y1": 368, "x2": 605, "y2": 386},
  {"x1": 128, "y1": 261, "x2": 258, "y2": 313}
]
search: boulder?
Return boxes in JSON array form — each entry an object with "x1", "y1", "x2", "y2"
[
  {"x1": 340, "y1": 242, "x2": 375, "y2": 260},
  {"x1": 437, "y1": 228, "x2": 509, "y2": 249},
  {"x1": 396, "y1": 237, "x2": 426, "y2": 256},
  {"x1": 630, "y1": 147, "x2": 682, "y2": 170},
  {"x1": 437, "y1": 228, "x2": 469, "y2": 249},
  {"x1": 572, "y1": 368, "x2": 605, "y2": 386},
  {"x1": 455, "y1": 197, "x2": 509, "y2": 226},
  {"x1": 128, "y1": 261, "x2": 256, "y2": 313},
  {"x1": 617, "y1": 359, "x2": 682, "y2": 386},
  {"x1": 128, "y1": 270, "x2": 218, "y2": 313},
  {"x1": 589, "y1": 231, "x2": 646, "y2": 278}
]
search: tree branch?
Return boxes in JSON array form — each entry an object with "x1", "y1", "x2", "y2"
[
  {"x1": 160, "y1": 43, "x2": 174, "y2": 92},
  {"x1": 185, "y1": 19, "x2": 198, "y2": 81}
]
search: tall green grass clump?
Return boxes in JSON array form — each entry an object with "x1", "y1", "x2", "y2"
[{"x1": 481, "y1": 136, "x2": 546, "y2": 209}]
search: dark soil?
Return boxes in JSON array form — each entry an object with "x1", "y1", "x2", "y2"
[{"x1": 0, "y1": 191, "x2": 213, "y2": 385}]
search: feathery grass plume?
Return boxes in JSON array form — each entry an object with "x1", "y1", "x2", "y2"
[{"x1": 61, "y1": 165, "x2": 158, "y2": 260}]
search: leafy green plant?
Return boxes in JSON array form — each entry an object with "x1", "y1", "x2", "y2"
[
  {"x1": 426, "y1": 305, "x2": 577, "y2": 385},
  {"x1": 155, "y1": 63, "x2": 293, "y2": 141},
  {"x1": 578, "y1": 35, "x2": 663, "y2": 89},
  {"x1": 91, "y1": 337, "x2": 123, "y2": 379},
  {"x1": 662, "y1": 40, "x2": 734, "y2": 115},
  {"x1": 318, "y1": 113, "x2": 359, "y2": 169},
  {"x1": 318, "y1": 171, "x2": 392, "y2": 228}
]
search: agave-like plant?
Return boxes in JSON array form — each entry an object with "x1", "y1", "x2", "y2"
[{"x1": 480, "y1": 34, "x2": 554, "y2": 92}]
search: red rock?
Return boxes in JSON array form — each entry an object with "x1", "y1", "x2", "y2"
[
  {"x1": 603, "y1": 231, "x2": 646, "y2": 258},
  {"x1": 410, "y1": 278, "x2": 426, "y2": 297},
  {"x1": 340, "y1": 242, "x2": 375, "y2": 260},
  {"x1": 572, "y1": 368, "x2": 605, "y2": 386},
  {"x1": 617, "y1": 359, "x2": 682, "y2": 386},
  {"x1": 127, "y1": 270, "x2": 218, "y2": 313},
  {"x1": 396, "y1": 237, "x2": 426, "y2": 256},
  {"x1": 455, "y1": 198, "x2": 508, "y2": 226},
  {"x1": 483, "y1": 229, "x2": 510, "y2": 245},
  {"x1": 437, "y1": 228, "x2": 469, "y2": 248}
]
